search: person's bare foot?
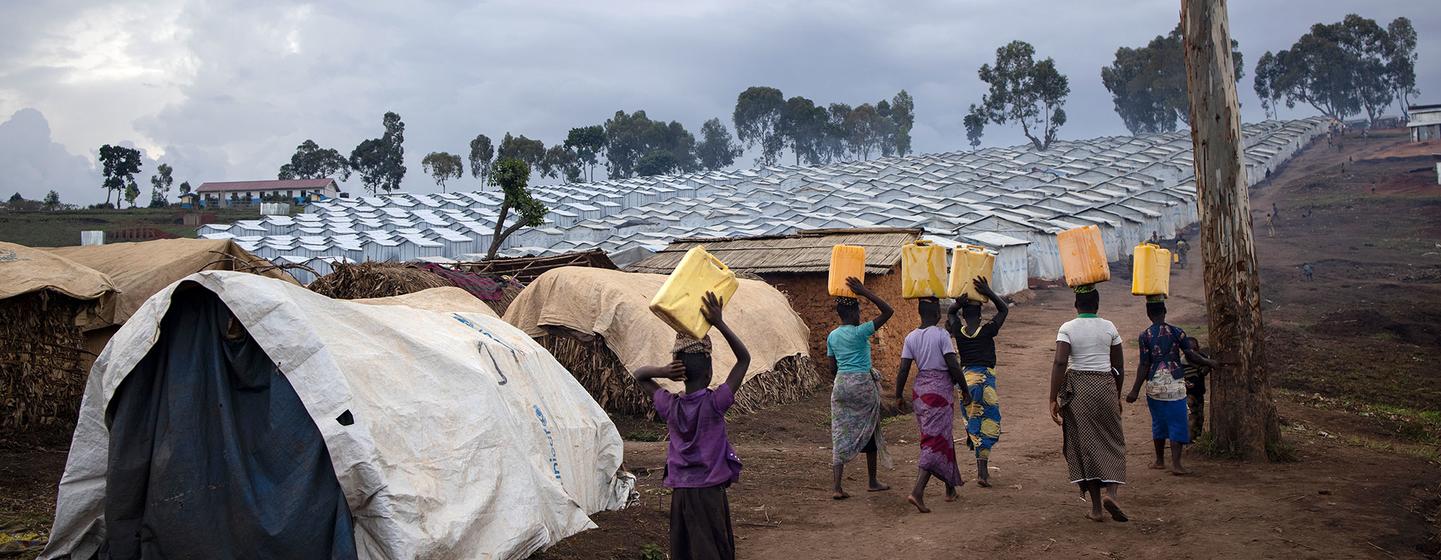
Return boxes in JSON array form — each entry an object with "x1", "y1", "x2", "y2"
[
  {"x1": 1149, "y1": 462, "x2": 1166, "y2": 470},
  {"x1": 1086, "y1": 511, "x2": 1106, "y2": 522},
  {"x1": 1101, "y1": 496, "x2": 1129, "y2": 522},
  {"x1": 907, "y1": 494, "x2": 930, "y2": 513},
  {"x1": 868, "y1": 482, "x2": 891, "y2": 492},
  {"x1": 1170, "y1": 465, "x2": 1191, "y2": 476},
  {"x1": 833, "y1": 488, "x2": 850, "y2": 500},
  {"x1": 976, "y1": 477, "x2": 992, "y2": 488},
  {"x1": 944, "y1": 486, "x2": 959, "y2": 502}
]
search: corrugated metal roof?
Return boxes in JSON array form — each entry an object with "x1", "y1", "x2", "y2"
[{"x1": 627, "y1": 227, "x2": 921, "y2": 274}]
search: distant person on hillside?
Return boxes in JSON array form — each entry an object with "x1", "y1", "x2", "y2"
[
  {"x1": 1272, "y1": 202, "x2": 1280, "y2": 223},
  {"x1": 1049, "y1": 286, "x2": 1128, "y2": 522},
  {"x1": 947, "y1": 276, "x2": 1009, "y2": 488},
  {"x1": 1266, "y1": 213, "x2": 1276, "y2": 238},
  {"x1": 895, "y1": 297, "x2": 970, "y2": 513},
  {"x1": 1126, "y1": 299, "x2": 1219, "y2": 476},
  {"x1": 1175, "y1": 235, "x2": 1190, "y2": 268},
  {"x1": 826, "y1": 277, "x2": 894, "y2": 500},
  {"x1": 1302, "y1": 263, "x2": 1314, "y2": 282},
  {"x1": 633, "y1": 292, "x2": 750, "y2": 560}
]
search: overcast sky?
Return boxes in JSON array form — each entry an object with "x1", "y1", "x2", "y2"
[{"x1": 1, "y1": 0, "x2": 1436, "y2": 205}]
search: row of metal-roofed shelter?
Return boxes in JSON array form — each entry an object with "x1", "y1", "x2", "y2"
[{"x1": 198, "y1": 117, "x2": 1328, "y2": 282}]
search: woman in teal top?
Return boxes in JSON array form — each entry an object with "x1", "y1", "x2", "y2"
[{"x1": 826, "y1": 277, "x2": 894, "y2": 499}]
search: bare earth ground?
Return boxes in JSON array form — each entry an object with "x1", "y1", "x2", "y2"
[{"x1": 3, "y1": 132, "x2": 1439, "y2": 559}]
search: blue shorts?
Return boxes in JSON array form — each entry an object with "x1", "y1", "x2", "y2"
[{"x1": 1147, "y1": 397, "x2": 1190, "y2": 443}]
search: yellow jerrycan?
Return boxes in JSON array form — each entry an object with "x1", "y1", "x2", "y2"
[
  {"x1": 650, "y1": 246, "x2": 740, "y2": 339},
  {"x1": 901, "y1": 240, "x2": 948, "y2": 299},
  {"x1": 1057, "y1": 225, "x2": 1111, "y2": 287},
  {"x1": 828, "y1": 244, "x2": 867, "y2": 297},
  {"x1": 1130, "y1": 243, "x2": 1172, "y2": 296},
  {"x1": 947, "y1": 244, "x2": 997, "y2": 302}
]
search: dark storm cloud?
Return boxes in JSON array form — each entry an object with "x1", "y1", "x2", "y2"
[{"x1": 1, "y1": 0, "x2": 1437, "y2": 204}]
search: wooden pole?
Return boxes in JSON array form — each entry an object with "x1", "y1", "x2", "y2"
[{"x1": 1181, "y1": 0, "x2": 1280, "y2": 459}]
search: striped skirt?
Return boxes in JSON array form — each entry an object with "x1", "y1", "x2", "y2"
[{"x1": 1059, "y1": 369, "x2": 1126, "y2": 487}]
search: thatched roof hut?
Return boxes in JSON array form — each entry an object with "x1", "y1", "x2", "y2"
[
  {"x1": 503, "y1": 267, "x2": 818, "y2": 415},
  {"x1": 629, "y1": 228, "x2": 925, "y2": 385},
  {"x1": 0, "y1": 242, "x2": 117, "y2": 442},
  {"x1": 308, "y1": 261, "x2": 454, "y2": 300}
]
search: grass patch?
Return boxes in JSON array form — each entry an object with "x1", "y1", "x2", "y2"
[
  {"x1": 1191, "y1": 431, "x2": 1245, "y2": 460},
  {"x1": 1283, "y1": 390, "x2": 1441, "y2": 447},
  {"x1": 639, "y1": 543, "x2": 666, "y2": 560},
  {"x1": 0, "y1": 208, "x2": 259, "y2": 247}
]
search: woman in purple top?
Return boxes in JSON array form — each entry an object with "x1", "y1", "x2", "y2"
[
  {"x1": 634, "y1": 292, "x2": 750, "y2": 560},
  {"x1": 893, "y1": 297, "x2": 971, "y2": 513}
]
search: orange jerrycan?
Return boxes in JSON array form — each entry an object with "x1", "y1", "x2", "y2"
[
  {"x1": 650, "y1": 246, "x2": 740, "y2": 339},
  {"x1": 828, "y1": 244, "x2": 867, "y2": 297},
  {"x1": 947, "y1": 244, "x2": 997, "y2": 302},
  {"x1": 901, "y1": 240, "x2": 948, "y2": 299},
  {"x1": 1131, "y1": 243, "x2": 1172, "y2": 296},
  {"x1": 1057, "y1": 225, "x2": 1111, "y2": 287}
]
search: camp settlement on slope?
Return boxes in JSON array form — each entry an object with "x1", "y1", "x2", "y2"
[{"x1": 44, "y1": 271, "x2": 633, "y2": 560}]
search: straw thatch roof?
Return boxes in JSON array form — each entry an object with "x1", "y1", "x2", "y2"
[
  {"x1": 459, "y1": 250, "x2": 616, "y2": 283},
  {"x1": 627, "y1": 228, "x2": 922, "y2": 275},
  {"x1": 308, "y1": 262, "x2": 454, "y2": 300}
]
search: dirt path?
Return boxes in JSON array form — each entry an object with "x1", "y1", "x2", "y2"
[{"x1": 542, "y1": 132, "x2": 1441, "y2": 560}]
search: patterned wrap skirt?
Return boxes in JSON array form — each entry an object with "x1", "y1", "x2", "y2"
[
  {"x1": 1059, "y1": 369, "x2": 1127, "y2": 487},
  {"x1": 962, "y1": 365, "x2": 1001, "y2": 459},
  {"x1": 911, "y1": 368, "x2": 962, "y2": 487},
  {"x1": 831, "y1": 370, "x2": 892, "y2": 467}
]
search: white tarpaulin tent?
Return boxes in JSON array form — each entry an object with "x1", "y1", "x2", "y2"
[{"x1": 43, "y1": 271, "x2": 633, "y2": 560}]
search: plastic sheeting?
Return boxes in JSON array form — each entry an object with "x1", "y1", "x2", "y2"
[{"x1": 44, "y1": 271, "x2": 633, "y2": 560}]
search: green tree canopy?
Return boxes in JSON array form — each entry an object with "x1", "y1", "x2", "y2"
[
  {"x1": 564, "y1": 125, "x2": 606, "y2": 182},
  {"x1": 890, "y1": 90, "x2": 915, "y2": 156},
  {"x1": 498, "y1": 133, "x2": 546, "y2": 169},
  {"x1": 149, "y1": 162, "x2": 174, "y2": 208},
  {"x1": 695, "y1": 118, "x2": 742, "y2": 171},
  {"x1": 349, "y1": 112, "x2": 407, "y2": 193},
  {"x1": 279, "y1": 140, "x2": 351, "y2": 181},
  {"x1": 974, "y1": 40, "x2": 1070, "y2": 151},
  {"x1": 733, "y1": 86, "x2": 786, "y2": 166},
  {"x1": 421, "y1": 151, "x2": 464, "y2": 192},
  {"x1": 602, "y1": 110, "x2": 697, "y2": 178},
  {"x1": 1101, "y1": 24, "x2": 1243, "y2": 135},
  {"x1": 539, "y1": 145, "x2": 582, "y2": 182},
  {"x1": 485, "y1": 158, "x2": 549, "y2": 259},
  {"x1": 779, "y1": 96, "x2": 829, "y2": 165},
  {"x1": 468, "y1": 134, "x2": 494, "y2": 188},
  {"x1": 44, "y1": 190, "x2": 60, "y2": 209},
  {"x1": 963, "y1": 105, "x2": 986, "y2": 151},
  {"x1": 1261, "y1": 14, "x2": 1415, "y2": 123},
  {"x1": 98, "y1": 144, "x2": 142, "y2": 206}
]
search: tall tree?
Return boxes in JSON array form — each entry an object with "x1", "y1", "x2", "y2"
[
  {"x1": 823, "y1": 104, "x2": 853, "y2": 162},
  {"x1": 349, "y1": 112, "x2": 407, "y2": 194},
  {"x1": 779, "y1": 96, "x2": 828, "y2": 165},
  {"x1": 874, "y1": 99, "x2": 899, "y2": 157},
  {"x1": 497, "y1": 133, "x2": 546, "y2": 169},
  {"x1": 1385, "y1": 17, "x2": 1419, "y2": 118},
  {"x1": 149, "y1": 163, "x2": 174, "y2": 208},
  {"x1": 564, "y1": 125, "x2": 607, "y2": 182},
  {"x1": 842, "y1": 104, "x2": 882, "y2": 160},
  {"x1": 963, "y1": 105, "x2": 986, "y2": 151},
  {"x1": 279, "y1": 140, "x2": 352, "y2": 180},
  {"x1": 1101, "y1": 24, "x2": 1243, "y2": 135},
  {"x1": 1253, "y1": 51, "x2": 1282, "y2": 120},
  {"x1": 178, "y1": 181, "x2": 192, "y2": 196},
  {"x1": 124, "y1": 182, "x2": 140, "y2": 208},
  {"x1": 485, "y1": 159, "x2": 548, "y2": 259},
  {"x1": 603, "y1": 110, "x2": 698, "y2": 178},
  {"x1": 1183, "y1": 0, "x2": 1280, "y2": 460},
  {"x1": 974, "y1": 40, "x2": 1070, "y2": 151},
  {"x1": 97, "y1": 144, "x2": 142, "y2": 207},
  {"x1": 890, "y1": 90, "x2": 916, "y2": 156},
  {"x1": 1266, "y1": 15, "x2": 1404, "y2": 123},
  {"x1": 695, "y1": 117, "x2": 742, "y2": 171},
  {"x1": 733, "y1": 86, "x2": 786, "y2": 166},
  {"x1": 421, "y1": 151, "x2": 464, "y2": 193},
  {"x1": 468, "y1": 134, "x2": 494, "y2": 188},
  {"x1": 44, "y1": 190, "x2": 60, "y2": 210},
  {"x1": 538, "y1": 145, "x2": 582, "y2": 182}
]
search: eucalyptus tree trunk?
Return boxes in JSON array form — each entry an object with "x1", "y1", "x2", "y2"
[{"x1": 1181, "y1": 0, "x2": 1281, "y2": 459}]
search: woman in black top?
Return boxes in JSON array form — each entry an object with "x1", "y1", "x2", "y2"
[{"x1": 946, "y1": 277, "x2": 1009, "y2": 487}]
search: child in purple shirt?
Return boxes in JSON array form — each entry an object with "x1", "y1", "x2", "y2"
[{"x1": 634, "y1": 292, "x2": 751, "y2": 560}]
